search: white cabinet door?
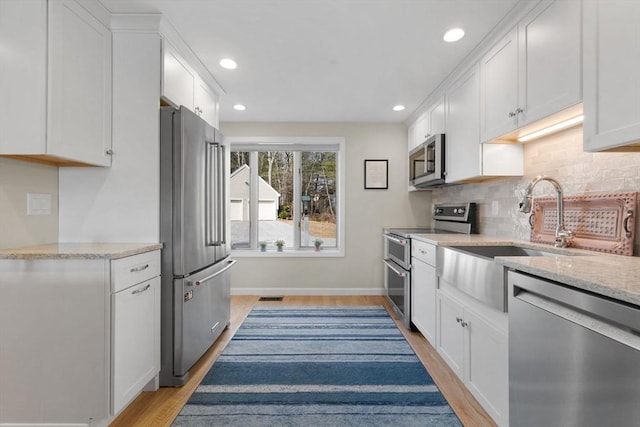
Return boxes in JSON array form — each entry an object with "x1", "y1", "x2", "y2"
[
  {"x1": 112, "y1": 276, "x2": 161, "y2": 415},
  {"x1": 436, "y1": 290, "x2": 465, "y2": 379},
  {"x1": 0, "y1": 0, "x2": 112, "y2": 166},
  {"x1": 480, "y1": 27, "x2": 519, "y2": 142},
  {"x1": 408, "y1": 112, "x2": 429, "y2": 151},
  {"x1": 162, "y1": 40, "x2": 195, "y2": 110},
  {"x1": 465, "y1": 309, "x2": 509, "y2": 427},
  {"x1": 194, "y1": 78, "x2": 220, "y2": 128},
  {"x1": 519, "y1": 0, "x2": 582, "y2": 126},
  {"x1": 583, "y1": 0, "x2": 640, "y2": 151},
  {"x1": 411, "y1": 257, "x2": 437, "y2": 345},
  {"x1": 429, "y1": 96, "x2": 446, "y2": 135},
  {"x1": 0, "y1": 0, "x2": 47, "y2": 155},
  {"x1": 446, "y1": 64, "x2": 481, "y2": 183}
]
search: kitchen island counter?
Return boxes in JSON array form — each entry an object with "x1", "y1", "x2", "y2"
[{"x1": 0, "y1": 242, "x2": 163, "y2": 260}]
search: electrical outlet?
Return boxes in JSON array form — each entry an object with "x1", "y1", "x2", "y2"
[{"x1": 27, "y1": 193, "x2": 51, "y2": 216}]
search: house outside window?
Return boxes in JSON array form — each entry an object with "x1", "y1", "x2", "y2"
[{"x1": 227, "y1": 137, "x2": 345, "y2": 256}]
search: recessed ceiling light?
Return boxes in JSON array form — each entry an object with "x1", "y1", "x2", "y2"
[
  {"x1": 443, "y1": 28, "x2": 465, "y2": 43},
  {"x1": 233, "y1": 104, "x2": 246, "y2": 111},
  {"x1": 219, "y1": 58, "x2": 237, "y2": 69},
  {"x1": 393, "y1": 105, "x2": 405, "y2": 111}
]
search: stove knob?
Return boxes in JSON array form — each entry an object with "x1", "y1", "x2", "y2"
[
  {"x1": 453, "y1": 208, "x2": 459, "y2": 214},
  {"x1": 459, "y1": 208, "x2": 465, "y2": 215}
]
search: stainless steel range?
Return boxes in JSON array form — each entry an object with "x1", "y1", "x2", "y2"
[{"x1": 383, "y1": 202, "x2": 477, "y2": 328}]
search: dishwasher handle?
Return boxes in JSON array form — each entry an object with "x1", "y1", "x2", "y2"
[{"x1": 511, "y1": 272, "x2": 640, "y2": 341}]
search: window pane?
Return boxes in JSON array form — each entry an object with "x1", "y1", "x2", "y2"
[
  {"x1": 257, "y1": 152, "x2": 294, "y2": 248},
  {"x1": 230, "y1": 152, "x2": 250, "y2": 249},
  {"x1": 300, "y1": 151, "x2": 337, "y2": 248}
]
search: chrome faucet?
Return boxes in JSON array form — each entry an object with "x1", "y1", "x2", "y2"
[{"x1": 519, "y1": 175, "x2": 574, "y2": 248}]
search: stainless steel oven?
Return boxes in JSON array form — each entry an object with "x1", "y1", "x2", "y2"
[{"x1": 383, "y1": 202, "x2": 476, "y2": 329}]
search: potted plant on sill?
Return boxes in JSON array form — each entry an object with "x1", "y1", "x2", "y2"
[
  {"x1": 314, "y1": 238, "x2": 323, "y2": 252},
  {"x1": 259, "y1": 241, "x2": 268, "y2": 252},
  {"x1": 275, "y1": 240, "x2": 285, "y2": 252}
]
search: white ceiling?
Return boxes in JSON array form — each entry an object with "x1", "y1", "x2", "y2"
[{"x1": 101, "y1": 0, "x2": 522, "y2": 123}]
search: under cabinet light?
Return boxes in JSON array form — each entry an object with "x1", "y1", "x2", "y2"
[
  {"x1": 393, "y1": 105, "x2": 405, "y2": 111},
  {"x1": 517, "y1": 115, "x2": 584, "y2": 142},
  {"x1": 233, "y1": 104, "x2": 246, "y2": 111}
]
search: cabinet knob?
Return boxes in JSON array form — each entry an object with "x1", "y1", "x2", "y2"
[
  {"x1": 515, "y1": 108, "x2": 524, "y2": 114},
  {"x1": 460, "y1": 321, "x2": 468, "y2": 327},
  {"x1": 508, "y1": 111, "x2": 517, "y2": 118},
  {"x1": 106, "y1": 149, "x2": 114, "y2": 155},
  {"x1": 456, "y1": 316, "x2": 463, "y2": 323}
]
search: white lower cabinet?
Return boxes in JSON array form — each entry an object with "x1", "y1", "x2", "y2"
[
  {"x1": 112, "y1": 276, "x2": 161, "y2": 414},
  {"x1": 437, "y1": 288, "x2": 509, "y2": 427},
  {"x1": 0, "y1": 249, "x2": 161, "y2": 426},
  {"x1": 411, "y1": 240, "x2": 437, "y2": 345}
]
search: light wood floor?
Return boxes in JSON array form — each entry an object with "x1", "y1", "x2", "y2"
[{"x1": 110, "y1": 296, "x2": 495, "y2": 427}]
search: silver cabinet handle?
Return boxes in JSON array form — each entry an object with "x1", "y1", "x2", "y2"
[
  {"x1": 130, "y1": 264, "x2": 149, "y2": 273},
  {"x1": 131, "y1": 283, "x2": 151, "y2": 295}
]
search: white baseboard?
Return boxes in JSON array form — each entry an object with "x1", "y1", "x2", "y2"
[{"x1": 231, "y1": 287, "x2": 385, "y2": 296}]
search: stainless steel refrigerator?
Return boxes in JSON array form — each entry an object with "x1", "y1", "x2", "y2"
[{"x1": 159, "y1": 106, "x2": 235, "y2": 387}]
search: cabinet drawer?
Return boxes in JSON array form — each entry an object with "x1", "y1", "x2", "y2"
[
  {"x1": 412, "y1": 240, "x2": 436, "y2": 266},
  {"x1": 111, "y1": 250, "x2": 160, "y2": 293}
]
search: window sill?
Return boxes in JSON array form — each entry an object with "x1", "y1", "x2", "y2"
[{"x1": 231, "y1": 248, "x2": 344, "y2": 258}]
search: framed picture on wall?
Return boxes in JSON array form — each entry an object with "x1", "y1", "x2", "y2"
[{"x1": 364, "y1": 159, "x2": 388, "y2": 189}]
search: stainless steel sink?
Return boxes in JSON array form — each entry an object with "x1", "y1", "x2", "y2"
[
  {"x1": 447, "y1": 244, "x2": 561, "y2": 259},
  {"x1": 438, "y1": 244, "x2": 581, "y2": 312}
]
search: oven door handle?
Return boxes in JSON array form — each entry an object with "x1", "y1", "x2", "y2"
[
  {"x1": 384, "y1": 259, "x2": 408, "y2": 277},
  {"x1": 384, "y1": 234, "x2": 408, "y2": 246}
]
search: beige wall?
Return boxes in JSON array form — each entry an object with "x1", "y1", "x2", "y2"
[
  {"x1": 432, "y1": 126, "x2": 640, "y2": 252},
  {"x1": 0, "y1": 158, "x2": 58, "y2": 249},
  {"x1": 220, "y1": 122, "x2": 433, "y2": 294}
]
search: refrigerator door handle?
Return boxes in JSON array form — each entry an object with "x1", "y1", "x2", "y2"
[
  {"x1": 187, "y1": 259, "x2": 236, "y2": 286},
  {"x1": 205, "y1": 141, "x2": 223, "y2": 246},
  {"x1": 217, "y1": 143, "x2": 226, "y2": 245}
]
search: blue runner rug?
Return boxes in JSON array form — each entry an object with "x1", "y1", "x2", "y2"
[{"x1": 172, "y1": 306, "x2": 462, "y2": 426}]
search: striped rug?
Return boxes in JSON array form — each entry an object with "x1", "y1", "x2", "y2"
[{"x1": 172, "y1": 306, "x2": 462, "y2": 426}]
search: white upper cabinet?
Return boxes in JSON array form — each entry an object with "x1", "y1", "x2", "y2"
[
  {"x1": 446, "y1": 65, "x2": 482, "y2": 183},
  {"x1": 0, "y1": 0, "x2": 112, "y2": 167},
  {"x1": 583, "y1": 0, "x2": 640, "y2": 151},
  {"x1": 407, "y1": 97, "x2": 445, "y2": 152},
  {"x1": 194, "y1": 78, "x2": 220, "y2": 128},
  {"x1": 481, "y1": 0, "x2": 582, "y2": 142},
  {"x1": 408, "y1": 112, "x2": 429, "y2": 151},
  {"x1": 445, "y1": 64, "x2": 523, "y2": 184},
  {"x1": 162, "y1": 40, "x2": 195, "y2": 111},
  {"x1": 161, "y1": 39, "x2": 220, "y2": 128},
  {"x1": 480, "y1": 27, "x2": 519, "y2": 142},
  {"x1": 428, "y1": 96, "x2": 446, "y2": 136}
]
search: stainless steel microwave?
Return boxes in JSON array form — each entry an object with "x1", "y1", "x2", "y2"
[{"x1": 409, "y1": 133, "x2": 445, "y2": 188}]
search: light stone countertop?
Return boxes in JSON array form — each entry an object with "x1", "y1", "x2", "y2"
[
  {"x1": 0, "y1": 242, "x2": 163, "y2": 260},
  {"x1": 410, "y1": 233, "x2": 640, "y2": 306}
]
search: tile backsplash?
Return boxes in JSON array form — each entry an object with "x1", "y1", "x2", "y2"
[{"x1": 432, "y1": 126, "x2": 640, "y2": 253}]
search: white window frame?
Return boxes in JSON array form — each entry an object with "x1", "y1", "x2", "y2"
[{"x1": 227, "y1": 136, "x2": 345, "y2": 257}]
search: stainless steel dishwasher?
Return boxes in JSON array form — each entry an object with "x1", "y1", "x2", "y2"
[{"x1": 509, "y1": 270, "x2": 640, "y2": 427}]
